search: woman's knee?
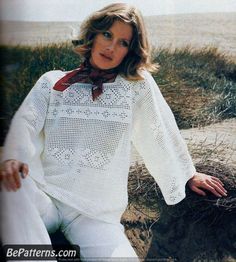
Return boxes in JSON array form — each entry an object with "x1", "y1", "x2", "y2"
[{"x1": 63, "y1": 216, "x2": 139, "y2": 260}]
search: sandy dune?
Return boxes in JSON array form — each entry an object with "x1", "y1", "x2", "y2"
[
  {"x1": 1, "y1": 12, "x2": 236, "y2": 60},
  {"x1": 131, "y1": 118, "x2": 236, "y2": 168},
  {"x1": 145, "y1": 13, "x2": 236, "y2": 61}
]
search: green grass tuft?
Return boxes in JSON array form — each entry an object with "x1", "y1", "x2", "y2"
[{"x1": 152, "y1": 46, "x2": 236, "y2": 127}]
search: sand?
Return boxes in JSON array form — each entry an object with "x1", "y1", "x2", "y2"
[
  {"x1": 1, "y1": 12, "x2": 236, "y2": 60},
  {"x1": 131, "y1": 118, "x2": 236, "y2": 168}
]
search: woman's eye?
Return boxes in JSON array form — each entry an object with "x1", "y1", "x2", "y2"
[
  {"x1": 102, "y1": 31, "x2": 112, "y2": 39},
  {"x1": 120, "y1": 40, "x2": 129, "y2": 48}
]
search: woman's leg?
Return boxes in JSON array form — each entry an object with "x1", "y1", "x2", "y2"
[
  {"x1": 59, "y1": 209, "x2": 139, "y2": 261},
  {"x1": 0, "y1": 176, "x2": 60, "y2": 244}
]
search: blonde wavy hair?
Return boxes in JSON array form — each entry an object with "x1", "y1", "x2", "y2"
[{"x1": 74, "y1": 3, "x2": 159, "y2": 80}]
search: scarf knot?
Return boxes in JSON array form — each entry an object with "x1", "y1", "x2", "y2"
[{"x1": 53, "y1": 60, "x2": 118, "y2": 101}]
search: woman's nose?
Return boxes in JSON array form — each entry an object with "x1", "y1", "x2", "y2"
[{"x1": 106, "y1": 41, "x2": 115, "y2": 52}]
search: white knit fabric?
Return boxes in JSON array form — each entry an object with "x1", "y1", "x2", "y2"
[{"x1": 2, "y1": 70, "x2": 196, "y2": 224}]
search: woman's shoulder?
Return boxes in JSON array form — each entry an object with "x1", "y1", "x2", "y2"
[
  {"x1": 37, "y1": 69, "x2": 77, "y2": 87},
  {"x1": 128, "y1": 70, "x2": 156, "y2": 90},
  {"x1": 119, "y1": 69, "x2": 153, "y2": 86},
  {"x1": 39, "y1": 69, "x2": 67, "y2": 81},
  {"x1": 139, "y1": 69, "x2": 153, "y2": 79}
]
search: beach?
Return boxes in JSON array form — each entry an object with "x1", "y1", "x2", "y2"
[{"x1": 1, "y1": 12, "x2": 236, "y2": 60}]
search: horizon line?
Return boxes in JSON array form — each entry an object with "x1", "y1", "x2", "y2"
[{"x1": 1, "y1": 11, "x2": 235, "y2": 22}]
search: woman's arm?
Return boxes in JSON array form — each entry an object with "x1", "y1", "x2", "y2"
[
  {"x1": 131, "y1": 71, "x2": 227, "y2": 204},
  {"x1": 0, "y1": 72, "x2": 53, "y2": 191}
]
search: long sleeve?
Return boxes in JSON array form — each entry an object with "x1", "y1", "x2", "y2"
[
  {"x1": 131, "y1": 71, "x2": 195, "y2": 205},
  {"x1": 2, "y1": 72, "x2": 53, "y2": 164}
]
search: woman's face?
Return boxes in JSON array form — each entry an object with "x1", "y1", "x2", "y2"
[{"x1": 90, "y1": 20, "x2": 133, "y2": 70}]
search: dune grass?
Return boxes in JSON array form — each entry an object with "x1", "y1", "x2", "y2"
[
  {"x1": 152, "y1": 46, "x2": 236, "y2": 127},
  {"x1": 0, "y1": 44, "x2": 235, "y2": 143}
]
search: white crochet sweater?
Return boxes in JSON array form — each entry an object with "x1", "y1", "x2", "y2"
[{"x1": 2, "y1": 70, "x2": 195, "y2": 224}]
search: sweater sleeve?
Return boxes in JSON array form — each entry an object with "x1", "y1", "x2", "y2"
[
  {"x1": 1, "y1": 72, "x2": 53, "y2": 164},
  {"x1": 131, "y1": 71, "x2": 196, "y2": 205}
]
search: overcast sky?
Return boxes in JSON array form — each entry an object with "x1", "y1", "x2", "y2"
[{"x1": 1, "y1": 0, "x2": 236, "y2": 21}]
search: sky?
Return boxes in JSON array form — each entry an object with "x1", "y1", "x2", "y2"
[{"x1": 0, "y1": 0, "x2": 236, "y2": 21}]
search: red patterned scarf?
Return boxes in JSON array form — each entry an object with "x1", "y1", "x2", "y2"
[{"x1": 53, "y1": 60, "x2": 119, "y2": 101}]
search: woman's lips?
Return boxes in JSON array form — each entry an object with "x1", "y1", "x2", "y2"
[{"x1": 100, "y1": 53, "x2": 112, "y2": 60}]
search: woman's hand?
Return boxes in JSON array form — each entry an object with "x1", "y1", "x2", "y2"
[
  {"x1": 0, "y1": 159, "x2": 29, "y2": 191},
  {"x1": 188, "y1": 172, "x2": 227, "y2": 197}
]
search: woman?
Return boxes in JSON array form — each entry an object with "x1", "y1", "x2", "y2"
[{"x1": 0, "y1": 3, "x2": 227, "y2": 261}]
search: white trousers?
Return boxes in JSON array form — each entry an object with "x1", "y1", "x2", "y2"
[{"x1": 0, "y1": 176, "x2": 139, "y2": 261}]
